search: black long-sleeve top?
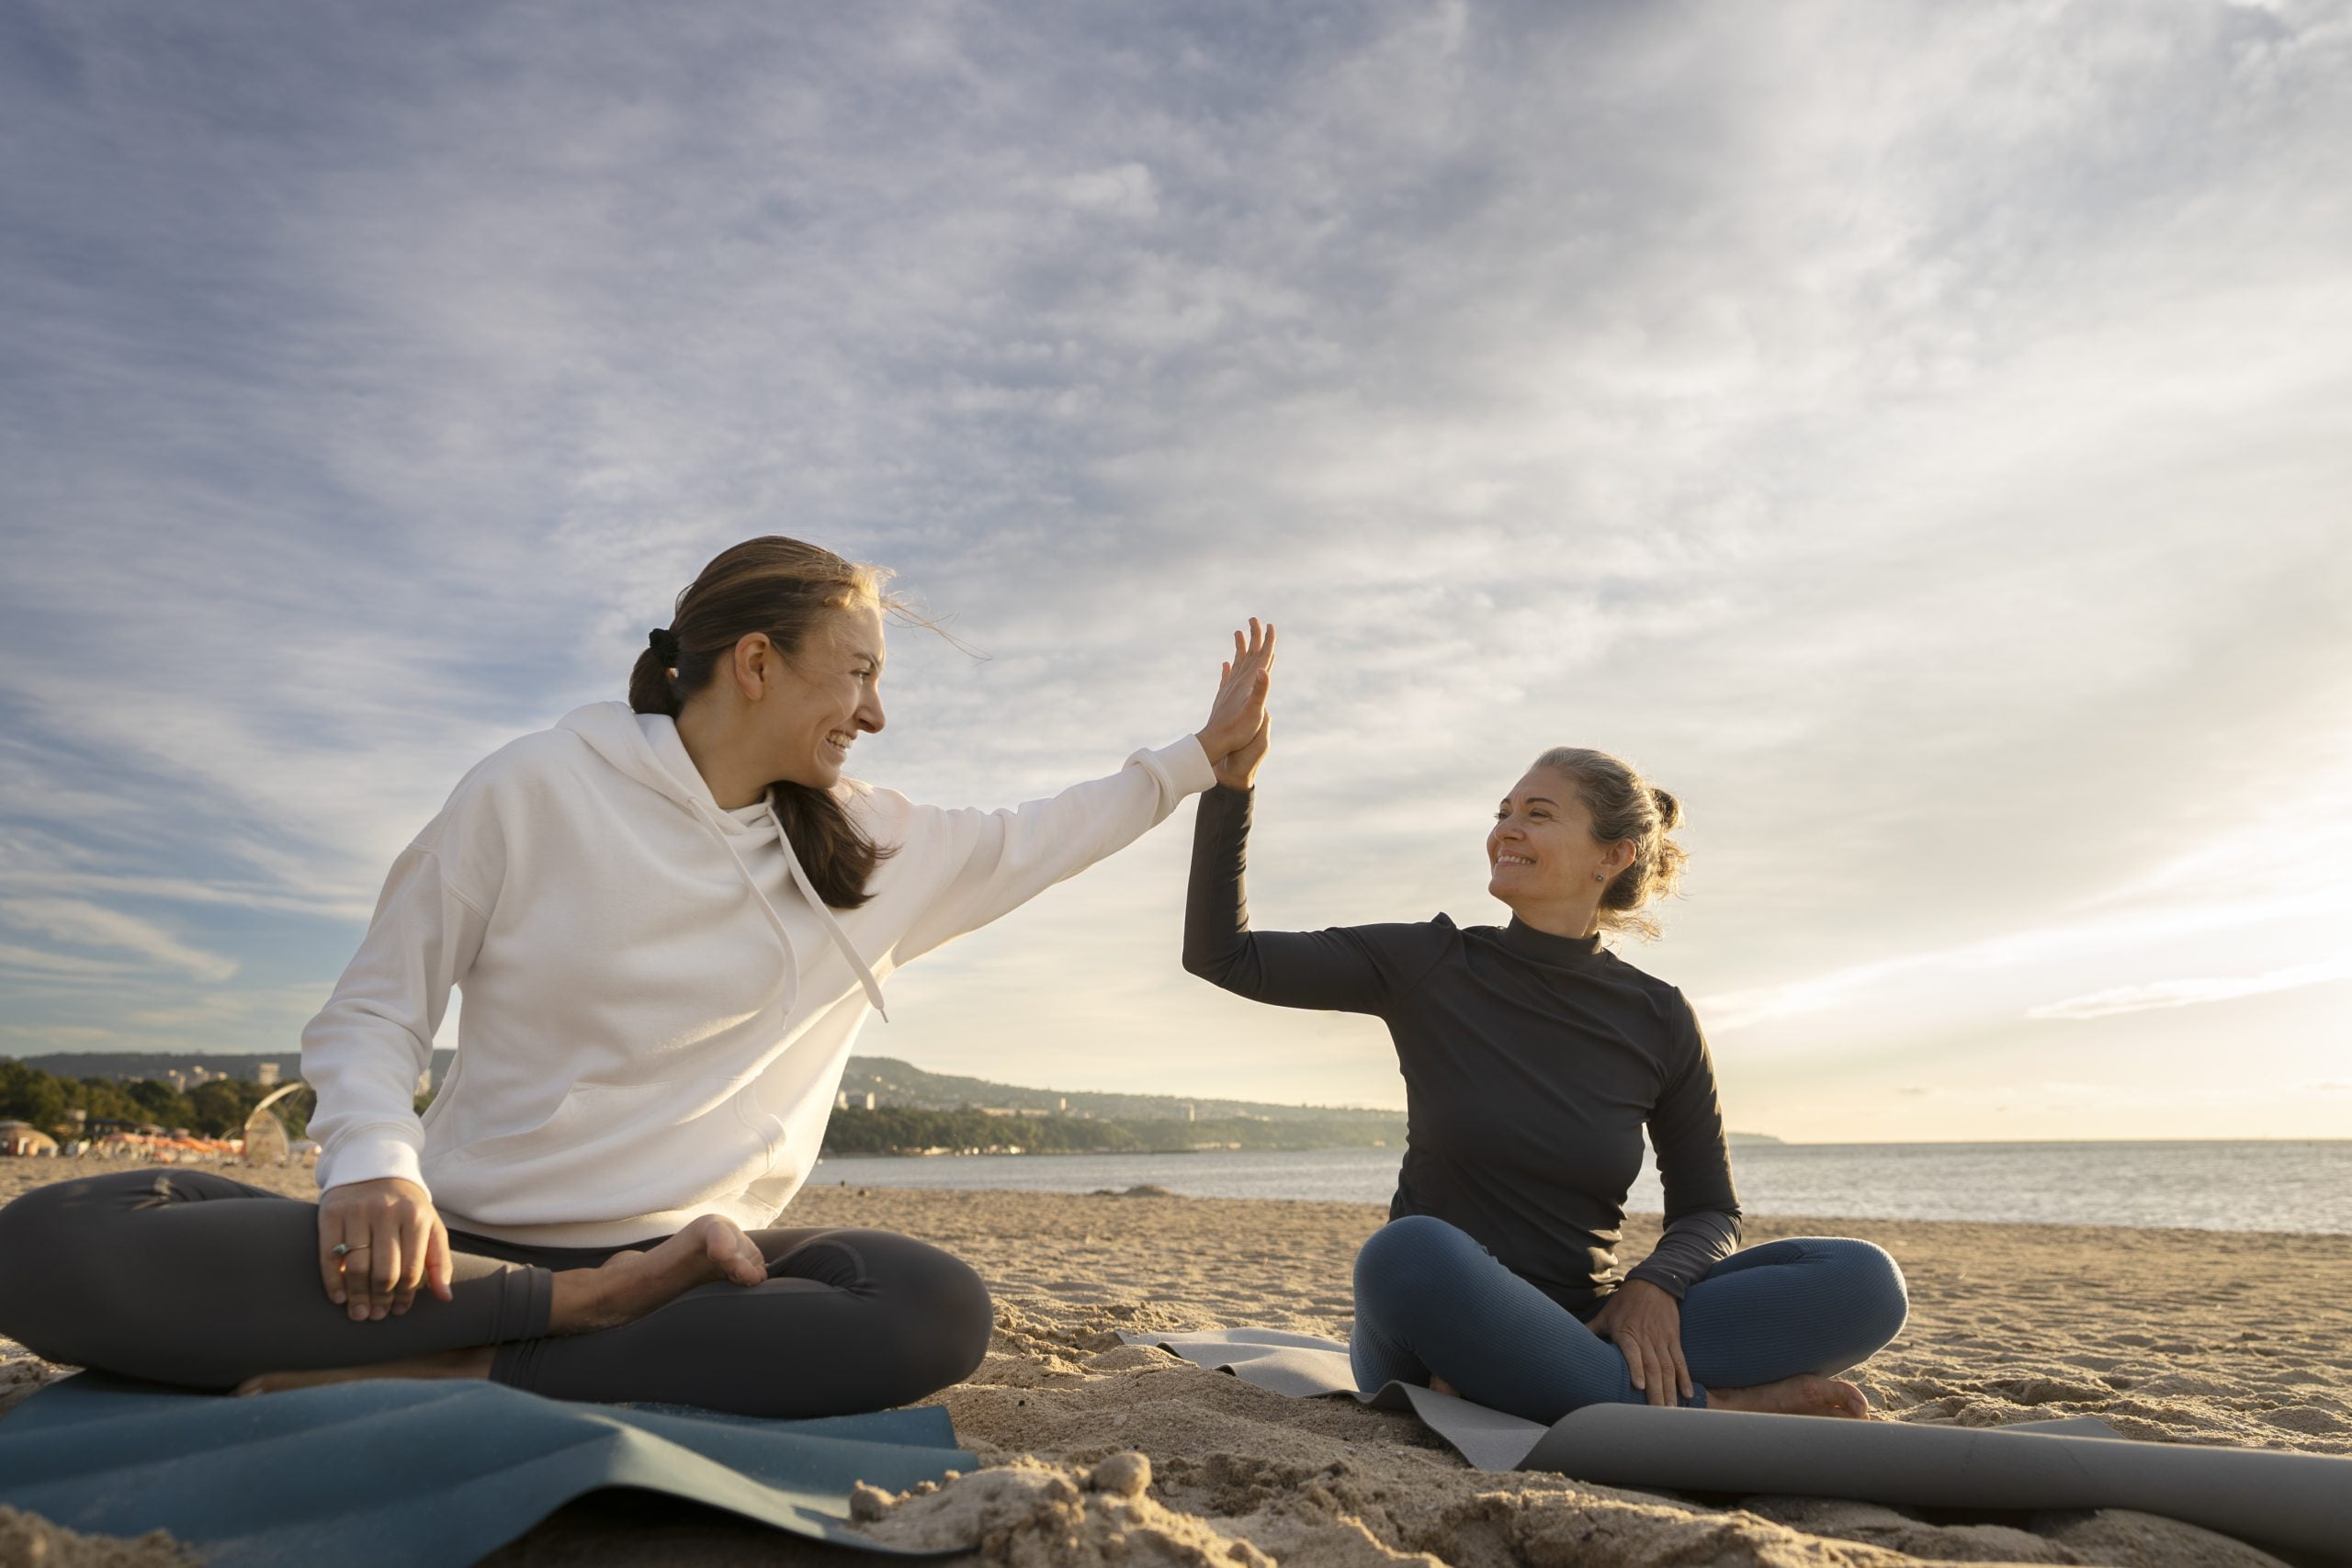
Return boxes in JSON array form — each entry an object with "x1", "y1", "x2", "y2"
[{"x1": 1182, "y1": 785, "x2": 1741, "y2": 1314}]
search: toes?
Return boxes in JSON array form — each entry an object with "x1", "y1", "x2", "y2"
[{"x1": 696, "y1": 1217, "x2": 765, "y2": 1284}]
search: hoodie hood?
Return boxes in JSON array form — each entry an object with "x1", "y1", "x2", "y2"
[
  {"x1": 558, "y1": 699, "x2": 753, "y2": 827},
  {"x1": 558, "y1": 701, "x2": 888, "y2": 1018}
]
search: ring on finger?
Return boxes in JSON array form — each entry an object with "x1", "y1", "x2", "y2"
[{"x1": 331, "y1": 1242, "x2": 372, "y2": 1258}]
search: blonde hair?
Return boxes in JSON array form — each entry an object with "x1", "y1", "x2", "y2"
[{"x1": 1530, "y1": 747, "x2": 1688, "y2": 939}]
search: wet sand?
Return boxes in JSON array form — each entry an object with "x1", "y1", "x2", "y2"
[{"x1": 4, "y1": 1158, "x2": 2348, "y2": 1566}]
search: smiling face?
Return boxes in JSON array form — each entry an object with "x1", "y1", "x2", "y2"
[
  {"x1": 1486, "y1": 765, "x2": 1632, "y2": 917},
  {"x1": 763, "y1": 600, "x2": 888, "y2": 789}
]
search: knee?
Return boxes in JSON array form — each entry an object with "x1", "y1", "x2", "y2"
[
  {"x1": 0, "y1": 1179, "x2": 90, "y2": 1347},
  {"x1": 1353, "y1": 1215, "x2": 1479, "y2": 1311},
  {"x1": 1819, "y1": 1238, "x2": 1908, "y2": 1351},
  {"x1": 879, "y1": 1243, "x2": 995, "y2": 1404},
  {"x1": 933, "y1": 1252, "x2": 996, "y2": 1387},
  {"x1": 0, "y1": 1175, "x2": 84, "y2": 1239}
]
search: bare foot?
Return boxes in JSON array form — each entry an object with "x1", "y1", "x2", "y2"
[
  {"x1": 1708, "y1": 1373, "x2": 1871, "y2": 1418},
  {"x1": 235, "y1": 1346, "x2": 495, "y2": 1397},
  {"x1": 549, "y1": 1213, "x2": 769, "y2": 1334}
]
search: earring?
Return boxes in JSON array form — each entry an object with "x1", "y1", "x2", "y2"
[{"x1": 1593, "y1": 871, "x2": 1606, "y2": 883}]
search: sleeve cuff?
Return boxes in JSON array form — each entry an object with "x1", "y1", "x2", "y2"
[
  {"x1": 1142, "y1": 734, "x2": 1218, "y2": 797},
  {"x1": 1625, "y1": 1263, "x2": 1690, "y2": 1301},
  {"x1": 318, "y1": 1128, "x2": 427, "y2": 1194}
]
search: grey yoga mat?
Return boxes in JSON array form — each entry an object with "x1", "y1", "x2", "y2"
[
  {"x1": 1126, "y1": 1327, "x2": 2352, "y2": 1562},
  {"x1": 0, "y1": 1371, "x2": 974, "y2": 1567}
]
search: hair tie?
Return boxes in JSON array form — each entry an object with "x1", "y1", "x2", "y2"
[{"x1": 648, "y1": 627, "x2": 682, "y2": 665}]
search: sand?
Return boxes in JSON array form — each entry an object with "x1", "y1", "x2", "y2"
[{"x1": 3, "y1": 1157, "x2": 2348, "y2": 1568}]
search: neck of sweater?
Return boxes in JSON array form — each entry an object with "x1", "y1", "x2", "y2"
[{"x1": 1499, "y1": 916, "x2": 1604, "y2": 965}]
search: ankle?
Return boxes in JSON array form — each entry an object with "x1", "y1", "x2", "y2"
[{"x1": 547, "y1": 1266, "x2": 618, "y2": 1335}]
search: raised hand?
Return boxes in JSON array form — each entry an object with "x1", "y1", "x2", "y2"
[
  {"x1": 1196, "y1": 618, "x2": 1275, "y2": 784},
  {"x1": 1214, "y1": 711, "x2": 1271, "y2": 792}
]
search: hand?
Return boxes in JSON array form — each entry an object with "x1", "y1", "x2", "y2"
[
  {"x1": 1588, "y1": 1278, "x2": 1690, "y2": 1407},
  {"x1": 1197, "y1": 618, "x2": 1275, "y2": 784},
  {"x1": 1214, "y1": 712, "x2": 1271, "y2": 792},
  {"x1": 316, "y1": 1177, "x2": 454, "y2": 1323}
]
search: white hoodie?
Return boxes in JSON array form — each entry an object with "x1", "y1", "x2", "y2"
[{"x1": 302, "y1": 702, "x2": 1215, "y2": 1247}]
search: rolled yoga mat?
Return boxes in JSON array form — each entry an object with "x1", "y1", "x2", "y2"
[
  {"x1": 1524, "y1": 1403, "x2": 2352, "y2": 1562},
  {"x1": 1128, "y1": 1327, "x2": 2352, "y2": 1562},
  {"x1": 0, "y1": 1371, "x2": 976, "y2": 1568}
]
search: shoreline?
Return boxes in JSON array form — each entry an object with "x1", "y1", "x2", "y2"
[
  {"x1": 840, "y1": 1180, "x2": 2352, "y2": 1247},
  {"x1": 807, "y1": 1142, "x2": 2352, "y2": 1238}
]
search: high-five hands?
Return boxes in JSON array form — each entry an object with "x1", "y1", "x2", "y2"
[{"x1": 1197, "y1": 619, "x2": 1275, "y2": 791}]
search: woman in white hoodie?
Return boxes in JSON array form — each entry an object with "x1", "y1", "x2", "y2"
[{"x1": 0, "y1": 536, "x2": 1274, "y2": 1417}]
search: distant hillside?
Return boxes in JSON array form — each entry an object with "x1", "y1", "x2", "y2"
[
  {"x1": 831, "y1": 1058, "x2": 1781, "y2": 1143},
  {"x1": 6, "y1": 1050, "x2": 1781, "y2": 1144},
  {"x1": 835, "y1": 1056, "x2": 1400, "y2": 1126}
]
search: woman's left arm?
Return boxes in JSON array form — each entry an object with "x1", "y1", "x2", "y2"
[{"x1": 887, "y1": 623, "x2": 1273, "y2": 964}]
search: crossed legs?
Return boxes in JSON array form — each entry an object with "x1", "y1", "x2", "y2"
[
  {"x1": 0, "y1": 1170, "x2": 991, "y2": 1418},
  {"x1": 1350, "y1": 1213, "x2": 1907, "y2": 1423}
]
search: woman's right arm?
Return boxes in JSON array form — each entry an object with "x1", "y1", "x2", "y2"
[
  {"x1": 300, "y1": 775, "x2": 503, "y2": 1321},
  {"x1": 1182, "y1": 772, "x2": 1431, "y2": 1013}
]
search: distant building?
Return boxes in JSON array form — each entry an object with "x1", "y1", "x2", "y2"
[
  {"x1": 836, "y1": 1090, "x2": 850, "y2": 1111},
  {"x1": 415, "y1": 1068, "x2": 434, "y2": 1097},
  {"x1": 1184, "y1": 1102, "x2": 1196, "y2": 1123},
  {"x1": 862, "y1": 1091, "x2": 876, "y2": 1111},
  {"x1": 253, "y1": 1061, "x2": 281, "y2": 1088}
]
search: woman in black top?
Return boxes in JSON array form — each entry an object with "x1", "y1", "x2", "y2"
[{"x1": 1183, "y1": 626, "x2": 1906, "y2": 1421}]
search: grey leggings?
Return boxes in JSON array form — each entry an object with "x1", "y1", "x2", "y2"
[{"x1": 0, "y1": 1170, "x2": 993, "y2": 1417}]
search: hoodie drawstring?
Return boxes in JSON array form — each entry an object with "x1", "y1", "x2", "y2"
[{"x1": 690, "y1": 801, "x2": 891, "y2": 1021}]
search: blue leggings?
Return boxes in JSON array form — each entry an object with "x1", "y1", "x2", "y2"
[{"x1": 1351, "y1": 1215, "x2": 1908, "y2": 1423}]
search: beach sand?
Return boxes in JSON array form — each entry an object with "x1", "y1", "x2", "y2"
[{"x1": 3, "y1": 1158, "x2": 2348, "y2": 1567}]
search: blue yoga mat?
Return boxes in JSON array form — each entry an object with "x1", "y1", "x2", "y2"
[{"x1": 0, "y1": 1372, "x2": 974, "y2": 1566}]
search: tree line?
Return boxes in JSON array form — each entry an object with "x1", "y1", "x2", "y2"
[
  {"x1": 2, "y1": 1057, "x2": 1402, "y2": 1156},
  {"x1": 0, "y1": 1061, "x2": 311, "y2": 1141}
]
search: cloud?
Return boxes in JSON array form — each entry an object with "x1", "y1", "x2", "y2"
[
  {"x1": 0, "y1": 897, "x2": 239, "y2": 984},
  {"x1": 2028, "y1": 959, "x2": 2352, "y2": 1021},
  {"x1": 1053, "y1": 164, "x2": 1160, "y2": 220},
  {"x1": 1694, "y1": 879, "x2": 2352, "y2": 1038},
  {"x1": 0, "y1": 942, "x2": 141, "y2": 980}
]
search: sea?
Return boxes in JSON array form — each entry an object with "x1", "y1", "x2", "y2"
[{"x1": 809, "y1": 1140, "x2": 2352, "y2": 1235}]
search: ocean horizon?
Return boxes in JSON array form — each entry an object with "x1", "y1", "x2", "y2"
[{"x1": 810, "y1": 1138, "x2": 2352, "y2": 1236}]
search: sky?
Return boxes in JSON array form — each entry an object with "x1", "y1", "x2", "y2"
[{"x1": 2, "y1": 1, "x2": 2347, "y2": 1143}]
